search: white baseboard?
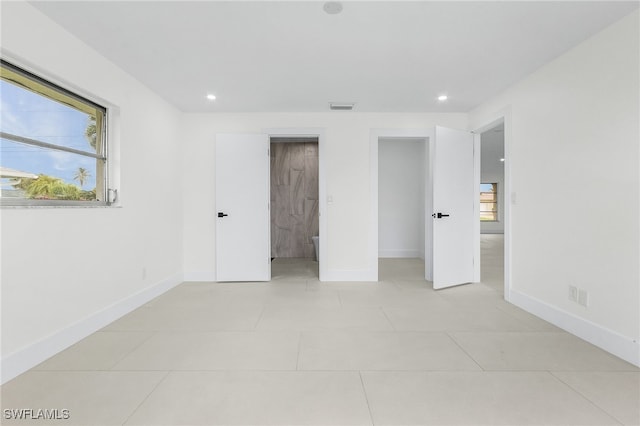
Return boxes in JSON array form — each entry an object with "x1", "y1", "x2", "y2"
[
  {"x1": 509, "y1": 289, "x2": 639, "y2": 367},
  {"x1": 186, "y1": 267, "x2": 384, "y2": 283},
  {"x1": 1, "y1": 272, "x2": 183, "y2": 385},
  {"x1": 185, "y1": 268, "x2": 377, "y2": 283},
  {"x1": 322, "y1": 268, "x2": 378, "y2": 282},
  {"x1": 378, "y1": 249, "x2": 422, "y2": 258},
  {"x1": 183, "y1": 270, "x2": 216, "y2": 282}
]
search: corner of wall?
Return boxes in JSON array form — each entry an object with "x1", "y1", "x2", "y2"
[
  {"x1": 1, "y1": 272, "x2": 183, "y2": 385},
  {"x1": 509, "y1": 289, "x2": 639, "y2": 367}
]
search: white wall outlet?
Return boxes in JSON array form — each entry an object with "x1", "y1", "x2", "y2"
[
  {"x1": 142, "y1": 267, "x2": 147, "y2": 280},
  {"x1": 578, "y1": 289, "x2": 589, "y2": 307},
  {"x1": 568, "y1": 285, "x2": 578, "y2": 302}
]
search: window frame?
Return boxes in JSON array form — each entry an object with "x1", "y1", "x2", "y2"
[
  {"x1": 0, "y1": 59, "x2": 110, "y2": 207},
  {"x1": 480, "y1": 182, "x2": 499, "y2": 222}
]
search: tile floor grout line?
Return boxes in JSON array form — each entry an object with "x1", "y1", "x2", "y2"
[
  {"x1": 358, "y1": 371, "x2": 376, "y2": 426},
  {"x1": 295, "y1": 331, "x2": 303, "y2": 371},
  {"x1": 108, "y1": 331, "x2": 157, "y2": 371},
  {"x1": 379, "y1": 307, "x2": 396, "y2": 331},
  {"x1": 120, "y1": 370, "x2": 171, "y2": 426},
  {"x1": 252, "y1": 305, "x2": 267, "y2": 330},
  {"x1": 390, "y1": 279, "x2": 402, "y2": 291},
  {"x1": 498, "y1": 316, "x2": 562, "y2": 332},
  {"x1": 445, "y1": 332, "x2": 486, "y2": 371},
  {"x1": 489, "y1": 304, "x2": 542, "y2": 331},
  {"x1": 48, "y1": 366, "x2": 422, "y2": 373},
  {"x1": 547, "y1": 371, "x2": 626, "y2": 426},
  {"x1": 11, "y1": 244, "x2": 640, "y2": 424}
]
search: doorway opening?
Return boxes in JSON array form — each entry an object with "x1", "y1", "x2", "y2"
[
  {"x1": 269, "y1": 136, "x2": 319, "y2": 280},
  {"x1": 371, "y1": 127, "x2": 480, "y2": 287},
  {"x1": 479, "y1": 122, "x2": 505, "y2": 295},
  {"x1": 473, "y1": 113, "x2": 511, "y2": 299},
  {"x1": 377, "y1": 137, "x2": 428, "y2": 282}
]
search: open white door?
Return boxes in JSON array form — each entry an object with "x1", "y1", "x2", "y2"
[
  {"x1": 432, "y1": 126, "x2": 478, "y2": 289},
  {"x1": 215, "y1": 133, "x2": 270, "y2": 282}
]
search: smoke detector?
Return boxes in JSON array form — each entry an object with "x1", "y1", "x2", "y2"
[
  {"x1": 323, "y1": 2, "x2": 343, "y2": 15},
  {"x1": 329, "y1": 102, "x2": 355, "y2": 111}
]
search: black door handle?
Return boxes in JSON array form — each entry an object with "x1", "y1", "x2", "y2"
[
  {"x1": 217, "y1": 212, "x2": 228, "y2": 218},
  {"x1": 432, "y1": 212, "x2": 450, "y2": 219}
]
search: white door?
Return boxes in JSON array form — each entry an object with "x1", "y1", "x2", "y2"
[
  {"x1": 215, "y1": 133, "x2": 270, "y2": 282},
  {"x1": 431, "y1": 126, "x2": 478, "y2": 289}
]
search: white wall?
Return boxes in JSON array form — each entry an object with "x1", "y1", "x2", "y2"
[
  {"x1": 183, "y1": 113, "x2": 466, "y2": 281},
  {"x1": 3, "y1": 2, "x2": 636, "y2": 383},
  {"x1": 480, "y1": 130, "x2": 505, "y2": 234},
  {"x1": 0, "y1": 2, "x2": 184, "y2": 382},
  {"x1": 470, "y1": 10, "x2": 639, "y2": 365},
  {"x1": 378, "y1": 138, "x2": 425, "y2": 258}
]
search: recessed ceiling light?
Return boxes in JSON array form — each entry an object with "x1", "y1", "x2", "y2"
[
  {"x1": 206, "y1": 94, "x2": 216, "y2": 101},
  {"x1": 437, "y1": 95, "x2": 448, "y2": 101},
  {"x1": 323, "y1": 2, "x2": 343, "y2": 15}
]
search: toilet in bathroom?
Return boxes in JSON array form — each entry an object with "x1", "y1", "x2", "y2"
[{"x1": 312, "y1": 236, "x2": 319, "y2": 262}]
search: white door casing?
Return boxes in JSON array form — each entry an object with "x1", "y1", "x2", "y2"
[{"x1": 215, "y1": 133, "x2": 270, "y2": 282}]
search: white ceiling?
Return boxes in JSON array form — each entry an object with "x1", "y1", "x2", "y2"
[{"x1": 29, "y1": 1, "x2": 639, "y2": 113}]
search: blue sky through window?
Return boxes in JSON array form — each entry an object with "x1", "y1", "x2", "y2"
[
  {"x1": 480, "y1": 183, "x2": 494, "y2": 192},
  {"x1": 0, "y1": 79, "x2": 97, "y2": 189}
]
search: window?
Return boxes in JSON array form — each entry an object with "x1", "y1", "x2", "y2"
[
  {"x1": 0, "y1": 60, "x2": 108, "y2": 206},
  {"x1": 480, "y1": 183, "x2": 498, "y2": 221}
]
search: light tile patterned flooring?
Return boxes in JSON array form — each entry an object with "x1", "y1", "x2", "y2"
[{"x1": 2, "y1": 235, "x2": 638, "y2": 425}]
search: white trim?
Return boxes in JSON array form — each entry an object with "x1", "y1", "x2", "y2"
[
  {"x1": 263, "y1": 127, "x2": 327, "y2": 281},
  {"x1": 503, "y1": 112, "x2": 512, "y2": 302},
  {"x1": 370, "y1": 128, "x2": 434, "y2": 282},
  {"x1": 322, "y1": 269, "x2": 378, "y2": 282},
  {"x1": 369, "y1": 133, "x2": 379, "y2": 281},
  {"x1": 509, "y1": 289, "x2": 640, "y2": 367},
  {"x1": 473, "y1": 133, "x2": 481, "y2": 282},
  {"x1": 183, "y1": 270, "x2": 216, "y2": 282},
  {"x1": 379, "y1": 249, "x2": 424, "y2": 258},
  {"x1": 0, "y1": 272, "x2": 182, "y2": 385},
  {"x1": 426, "y1": 135, "x2": 434, "y2": 281}
]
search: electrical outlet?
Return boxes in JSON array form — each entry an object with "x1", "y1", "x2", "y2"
[
  {"x1": 578, "y1": 289, "x2": 589, "y2": 307},
  {"x1": 142, "y1": 267, "x2": 147, "y2": 280},
  {"x1": 568, "y1": 285, "x2": 578, "y2": 302}
]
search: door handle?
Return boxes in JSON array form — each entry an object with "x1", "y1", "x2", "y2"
[
  {"x1": 432, "y1": 212, "x2": 450, "y2": 219},
  {"x1": 217, "y1": 212, "x2": 228, "y2": 218}
]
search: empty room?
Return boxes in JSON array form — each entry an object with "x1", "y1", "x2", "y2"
[{"x1": 1, "y1": 1, "x2": 638, "y2": 425}]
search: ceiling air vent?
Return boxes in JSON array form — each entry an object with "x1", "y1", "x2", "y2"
[{"x1": 329, "y1": 102, "x2": 355, "y2": 111}]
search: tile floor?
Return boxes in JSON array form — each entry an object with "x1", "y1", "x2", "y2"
[{"x1": 2, "y1": 235, "x2": 638, "y2": 425}]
